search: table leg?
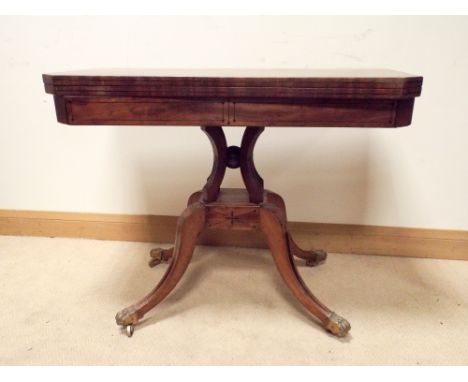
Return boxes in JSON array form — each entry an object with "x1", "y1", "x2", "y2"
[
  {"x1": 287, "y1": 232, "x2": 327, "y2": 267},
  {"x1": 260, "y1": 206, "x2": 350, "y2": 337},
  {"x1": 148, "y1": 232, "x2": 328, "y2": 270},
  {"x1": 148, "y1": 247, "x2": 173, "y2": 267},
  {"x1": 115, "y1": 202, "x2": 205, "y2": 336}
]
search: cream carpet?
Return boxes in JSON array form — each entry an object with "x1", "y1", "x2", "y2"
[{"x1": 0, "y1": 235, "x2": 467, "y2": 365}]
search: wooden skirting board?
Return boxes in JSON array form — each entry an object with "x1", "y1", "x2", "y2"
[{"x1": 0, "y1": 209, "x2": 467, "y2": 261}]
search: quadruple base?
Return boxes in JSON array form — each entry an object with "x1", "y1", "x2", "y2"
[{"x1": 115, "y1": 188, "x2": 350, "y2": 338}]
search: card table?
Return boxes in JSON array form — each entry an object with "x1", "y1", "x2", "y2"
[{"x1": 43, "y1": 68, "x2": 423, "y2": 337}]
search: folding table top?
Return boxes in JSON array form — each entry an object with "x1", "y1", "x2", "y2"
[
  {"x1": 43, "y1": 68, "x2": 423, "y2": 99},
  {"x1": 43, "y1": 68, "x2": 423, "y2": 128}
]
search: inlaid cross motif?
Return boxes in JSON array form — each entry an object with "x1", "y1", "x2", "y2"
[{"x1": 228, "y1": 211, "x2": 239, "y2": 226}]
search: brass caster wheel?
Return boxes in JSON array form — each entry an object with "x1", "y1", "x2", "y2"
[{"x1": 116, "y1": 306, "x2": 138, "y2": 337}]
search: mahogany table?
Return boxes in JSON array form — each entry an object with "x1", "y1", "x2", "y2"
[{"x1": 43, "y1": 69, "x2": 423, "y2": 338}]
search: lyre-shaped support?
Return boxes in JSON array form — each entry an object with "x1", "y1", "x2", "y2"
[{"x1": 201, "y1": 125, "x2": 265, "y2": 203}]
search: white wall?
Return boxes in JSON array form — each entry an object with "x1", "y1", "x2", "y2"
[{"x1": 1, "y1": 16, "x2": 467, "y2": 230}]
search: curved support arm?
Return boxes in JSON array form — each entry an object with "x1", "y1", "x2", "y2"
[
  {"x1": 201, "y1": 126, "x2": 228, "y2": 202},
  {"x1": 240, "y1": 126, "x2": 265, "y2": 203}
]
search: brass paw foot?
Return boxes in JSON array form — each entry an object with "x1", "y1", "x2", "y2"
[
  {"x1": 116, "y1": 305, "x2": 140, "y2": 337},
  {"x1": 149, "y1": 247, "x2": 173, "y2": 267},
  {"x1": 325, "y1": 312, "x2": 351, "y2": 337},
  {"x1": 116, "y1": 305, "x2": 139, "y2": 326},
  {"x1": 305, "y1": 250, "x2": 327, "y2": 267}
]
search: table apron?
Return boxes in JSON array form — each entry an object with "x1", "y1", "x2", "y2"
[{"x1": 54, "y1": 96, "x2": 415, "y2": 128}]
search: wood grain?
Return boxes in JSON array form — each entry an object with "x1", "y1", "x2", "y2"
[
  {"x1": 233, "y1": 100, "x2": 399, "y2": 127},
  {"x1": 67, "y1": 98, "x2": 226, "y2": 125}
]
